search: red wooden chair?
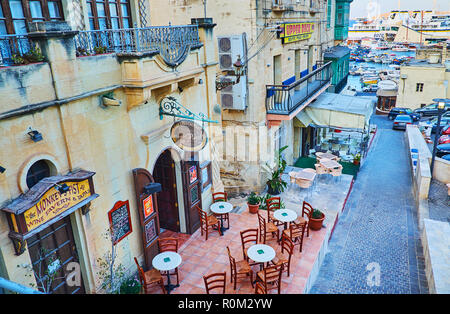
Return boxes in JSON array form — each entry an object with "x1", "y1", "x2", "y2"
[
  {"x1": 196, "y1": 205, "x2": 222, "y2": 240},
  {"x1": 134, "y1": 257, "x2": 166, "y2": 294},
  {"x1": 240, "y1": 228, "x2": 259, "y2": 265},
  {"x1": 212, "y1": 191, "x2": 230, "y2": 229},
  {"x1": 254, "y1": 281, "x2": 267, "y2": 294},
  {"x1": 203, "y1": 272, "x2": 226, "y2": 294},
  {"x1": 257, "y1": 212, "x2": 280, "y2": 244},
  {"x1": 266, "y1": 197, "x2": 284, "y2": 228},
  {"x1": 271, "y1": 234, "x2": 295, "y2": 276},
  {"x1": 226, "y1": 246, "x2": 253, "y2": 290},
  {"x1": 282, "y1": 220, "x2": 307, "y2": 252},
  {"x1": 157, "y1": 237, "x2": 179, "y2": 285},
  {"x1": 256, "y1": 264, "x2": 283, "y2": 294}
]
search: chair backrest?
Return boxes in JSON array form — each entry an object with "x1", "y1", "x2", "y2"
[
  {"x1": 158, "y1": 237, "x2": 178, "y2": 253},
  {"x1": 134, "y1": 257, "x2": 146, "y2": 286},
  {"x1": 257, "y1": 212, "x2": 266, "y2": 238},
  {"x1": 226, "y1": 246, "x2": 236, "y2": 272},
  {"x1": 255, "y1": 281, "x2": 267, "y2": 294},
  {"x1": 212, "y1": 192, "x2": 228, "y2": 203},
  {"x1": 196, "y1": 206, "x2": 208, "y2": 225},
  {"x1": 287, "y1": 221, "x2": 306, "y2": 240},
  {"x1": 261, "y1": 264, "x2": 283, "y2": 284},
  {"x1": 240, "y1": 228, "x2": 258, "y2": 258},
  {"x1": 302, "y1": 201, "x2": 314, "y2": 219},
  {"x1": 203, "y1": 272, "x2": 226, "y2": 294},
  {"x1": 266, "y1": 197, "x2": 280, "y2": 221},
  {"x1": 280, "y1": 234, "x2": 295, "y2": 256}
]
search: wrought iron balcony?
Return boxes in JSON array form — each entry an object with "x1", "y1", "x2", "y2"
[
  {"x1": 0, "y1": 34, "x2": 34, "y2": 66},
  {"x1": 73, "y1": 25, "x2": 201, "y2": 61},
  {"x1": 266, "y1": 61, "x2": 333, "y2": 116}
]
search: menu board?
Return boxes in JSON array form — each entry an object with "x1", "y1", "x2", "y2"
[
  {"x1": 108, "y1": 200, "x2": 132, "y2": 245},
  {"x1": 144, "y1": 218, "x2": 157, "y2": 245}
]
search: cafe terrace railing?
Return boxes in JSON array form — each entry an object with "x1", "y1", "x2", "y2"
[
  {"x1": 73, "y1": 25, "x2": 201, "y2": 67},
  {"x1": 265, "y1": 61, "x2": 333, "y2": 115},
  {"x1": 0, "y1": 34, "x2": 34, "y2": 66}
]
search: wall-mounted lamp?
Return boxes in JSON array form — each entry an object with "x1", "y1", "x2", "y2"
[
  {"x1": 55, "y1": 183, "x2": 69, "y2": 194},
  {"x1": 216, "y1": 55, "x2": 245, "y2": 91},
  {"x1": 178, "y1": 86, "x2": 184, "y2": 93},
  {"x1": 143, "y1": 182, "x2": 162, "y2": 195},
  {"x1": 0, "y1": 166, "x2": 5, "y2": 173},
  {"x1": 198, "y1": 79, "x2": 203, "y2": 85},
  {"x1": 27, "y1": 128, "x2": 43, "y2": 142}
]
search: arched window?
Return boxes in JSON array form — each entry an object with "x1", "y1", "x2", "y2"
[
  {"x1": 0, "y1": 0, "x2": 64, "y2": 35},
  {"x1": 26, "y1": 159, "x2": 51, "y2": 189}
]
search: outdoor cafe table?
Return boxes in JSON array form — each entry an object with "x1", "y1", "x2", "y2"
[
  {"x1": 247, "y1": 244, "x2": 276, "y2": 271},
  {"x1": 152, "y1": 251, "x2": 182, "y2": 294},
  {"x1": 210, "y1": 201, "x2": 233, "y2": 234},
  {"x1": 316, "y1": 152, "x2": 339, "y2": 161},
  {"x1": 295, "y1": 170, "x2": 316, "y2": 182},
  {"x1": 273, "y1": 208, "x2": 298, "y2": 230},
  {"x1": 320, "y1": 159, "x2": 342, "y2": 170}
]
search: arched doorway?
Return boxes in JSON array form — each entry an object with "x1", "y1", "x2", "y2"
[{"x1": 153, "y1": 150, "x2": 180, "y2": 232}]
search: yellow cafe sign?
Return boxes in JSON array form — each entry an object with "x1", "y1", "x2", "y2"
[{"x1": 278, "y1": 22, "x2": 315, "y2": 44}]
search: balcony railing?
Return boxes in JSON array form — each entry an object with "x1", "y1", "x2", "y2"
[
  {"x1": 266, "y1": 61, "x2": 333, "y2": 115},
  {"x1": 74, "y1": 25, "x2": 201, "y2": 56},
  {"x1": 0, "y1": 34, "x2": 34, "y2": 66}
]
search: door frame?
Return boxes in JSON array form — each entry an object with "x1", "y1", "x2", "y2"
[{"x1": 181, "y1": 157, "x2": 202, "y2": 235}]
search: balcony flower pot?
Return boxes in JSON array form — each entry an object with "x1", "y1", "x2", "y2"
[
  {"x1": 309, "y1": 209, "x2": 325, "y2": 231},
  {"x1": 247, "y1": 192, "x2": 260, "y2": 214}
]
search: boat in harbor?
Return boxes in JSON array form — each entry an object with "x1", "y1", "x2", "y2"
[{"x1": 392, "y1": 44, "x2": 409, "y2": 52}]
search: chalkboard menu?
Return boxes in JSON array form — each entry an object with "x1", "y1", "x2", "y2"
[
  {"x1": 108, "y1": 200, "x2": 132, "y2": 245},
  {"x1": 144, "y1": 218, "x2": 157, "y2": 246}
]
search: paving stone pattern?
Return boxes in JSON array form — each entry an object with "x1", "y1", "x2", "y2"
[
  {"x1": 428, "y1": 179, "x2": 450, "y2": 223},
  {"x1": 309, "y1": 115, "x2": 429, "y2": 294}
]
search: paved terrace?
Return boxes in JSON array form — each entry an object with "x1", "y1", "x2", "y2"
[{"x1": 149, "y1": 170, "x2": 354, "y2": 294}]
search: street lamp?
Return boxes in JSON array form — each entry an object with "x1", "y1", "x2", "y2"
[
  {"x1": 215, "y1": 55, "x2": 245, "y2": 91},
  {"x1": 430, "y1": 98, "x2": 448, "y2": 175}
]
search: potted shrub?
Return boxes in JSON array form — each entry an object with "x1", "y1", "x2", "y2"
[
  {"x1": 352, "y1": 153, "x2": 361, "y2": 165},
  {"x1": 247, "y1": 192, "x2": 260, "y2": 214},
  {"x1": 264, "y1": 146, "x2": 288, "y2": 195},
  {"x1": 309, "y1": 209, "x2": 325, "y2": 231}
]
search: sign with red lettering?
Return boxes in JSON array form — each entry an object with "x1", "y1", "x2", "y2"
[
  {"x1": 143, "y1": 195, "x2": 154, "y2": 219},
  {"x1": 278, "y1": 23, "x2": 315, "y2": 44}
]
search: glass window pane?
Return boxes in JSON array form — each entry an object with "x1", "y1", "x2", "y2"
[
  {"x1": 89, "y1": 19, "x2": 95, "y2": 30},
  {"x1": 0, "y1": 21, "x2": 7, "y2": 35},
  {"x1": 87, "y1": 3, "x2": 94, "y2": 17},
  {"x1": 10, "y1": 1, "x2": 25, "y2": 18},
  {"x1": 96, "y1": 3, "x2": 106, "y2": 17},
  {"x1": 48, "y1": 2, "x2": 61, "y2": 18},
  {"x1": 30, "y1": 1, "x2": 44, "y2": 18},
  {"x1": 0, "y1": 5, "x2": 4, "y2": 18},
  {"x1": 13, "y1": 20, "x2": 27, "y2": 34},
  {"x1": 98, "y1": 18, "x2": 107, "y2": 29},
  {"x1": 111, "y1": 18, "x2": 119, "y2": 29},
  {"x1": 121, "y1": 4, "x2": 128, "y2": 17},
  {"x1": 122, "y1": 18, "x2": 130, "y2": 28},
  {"x1": 109, "y1": 4, "x2": 118, "y2": 17}
]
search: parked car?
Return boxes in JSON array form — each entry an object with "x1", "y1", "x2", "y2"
[
  {"x1": 388, "y1": 108, "x2": 420, "y2": 121},
  {"x1": 428, "y1": 117, "x2": 450, "y2": 133},
  {"x1": 440, "y1": 154, "x2": 450, "y2": 161},
  {"x1": 436, "y1": 143, "x2": 450, "y2": 157},
  {"x1": 362, "y1": 84, "x2": 378, "y2": 92},
  {"x1": 440, "y1": 124, "x2": 450, "y2": 135},
  {"x1": 438, "y1": 135, "x2": 450, "y2": 145},
  {"x1": 393, "y1": 115, "x2": 413, "y2": 130},
  {"x1": 414, "y1": 103, "x2": 450, "y2": 117}
]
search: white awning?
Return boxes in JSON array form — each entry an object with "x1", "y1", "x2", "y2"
[{"x1": 295, "y1": 92, "x2": 374, "y2": 131}]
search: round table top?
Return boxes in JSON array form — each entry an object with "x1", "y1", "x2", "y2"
[
  {"x1": 152, "y1": 251, "x2": 182, "y2": 271},
  {"x1": 210, "y1": 201, "x2": 233, "y2": 214},
  {"x1": 246, "y1": 244, "x2": 276, "y2": 263},
  {"x1": 273, "y1": 208, "x2": 298, "y2": 223}
]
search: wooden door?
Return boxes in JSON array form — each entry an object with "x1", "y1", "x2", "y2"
[
  {"x1": 27, "y1": 216, "x2": 85, "y2": 294},
  {"x1": 181, "y1": 160, "x2": 202, "y2": 234},
  {"x1": 153, "y1": 150, "x2": 180, "y2": 232}
]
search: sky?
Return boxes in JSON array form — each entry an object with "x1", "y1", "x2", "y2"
[{"x1": 349, "y1": 0, "x2": 450, "y2": 19}]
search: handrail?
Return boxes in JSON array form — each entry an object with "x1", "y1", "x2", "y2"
[
  {"x1": 267, "y1": 61, "x2": 333, "y2": 89},
  {"x1": 0, "y1": 34, "x2": 34, "y2": 66}
]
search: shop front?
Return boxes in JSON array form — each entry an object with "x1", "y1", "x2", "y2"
[{"x1": 1, "y1": 170, "x2": 98, "y2": 294}]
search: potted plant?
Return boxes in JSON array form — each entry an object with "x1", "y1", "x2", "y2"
[
  {"x1": 247, "y1": 192, "x2": 260, "y2": 214},
  {"x1": 352, "y1": 153, "x2": 361, "y2": 165},
  {"x1": 309, "y1": 209, "x2": 325, "y2": 231},
  {"x1": 264, "y1": 145, "x2": 288, "y2": 195}
]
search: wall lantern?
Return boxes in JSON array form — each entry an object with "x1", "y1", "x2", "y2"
[
  {"x1": 55, "y1": 183, "x2": 70, "y2": 194},
  {"x1": 27, "y1": 128, "x2": 43, "y2": 142},
  {"x1": 0, "y1": 166, "x2": 5, "y2": 173},
  {"x1": 215, "y1": 55, "x2": 245, "y2": 91},
  {"x1": 143, "y1": 182, "x2": 162, "y2": 195}
]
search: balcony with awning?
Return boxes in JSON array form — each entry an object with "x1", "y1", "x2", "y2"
[{"x1": 265, "y1": 61, "x2": 333, "y2": 127}]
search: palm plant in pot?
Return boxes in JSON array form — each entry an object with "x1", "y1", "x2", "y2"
[
  {"x1": 247, "y1": 192, "x2": 260, "y2": 214},
  {"x1": 263, "y1": 145, "x2": 288, "y2": 195},
  {"x1": 309, "y1": 209, "x2": 325, "y2": 230}
]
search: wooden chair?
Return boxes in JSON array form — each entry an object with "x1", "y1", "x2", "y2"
[
  {"x1": 240, "y1": 228, "x2": 259, "y2": 264},
  {"x1": 134, "y1": 257, "x2": 166, "y2": 294},
  {"x1": 282, "y1": 220, "x2": 307, "y2": 252},
  {"x1": 294, "y1": 201, "x2": 313, "y2": 237},
  {"x1": 212, "y1": 191, "x2": 230, "y2": 229},
  {"x1": 257, "y1": 212, "x2": 280, "y2": 244},
  {"x1": 226, "y1": 246, "x2": 253, "y2": 290},
  {"x1": 255, "y1": 281, "x2": 267, "y2": 294},
  {"x1": 203, "y1": 272, "x2": 226, "y2": 294},
  {"x1": 271, "y1": 234, "x2": 295, "y2": 276},
  {"x1": 157, "y1": 237, "x2": 179, "y2": 285},
  {"x1": 256, "y1": 264, "x2": 283, "y2": 294},
  {"x1": 265, "y1": 197, "x2": 284, "y2": 228},
  {"x1": 196, "y1": 205, "x2": 222, "y2": 240}
]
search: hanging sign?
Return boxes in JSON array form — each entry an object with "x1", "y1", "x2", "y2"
[
  {"x1": 108, "y1": 200, "x2": 132, "y2": 245},
  {"x1": 278, "y1": 23, "x2": 315, "y2": 44},
  {"x1": 143, "y1": 195, "x2": 154, "y2": 219},
  {"x1": 170, "y1": 120, "x2": 208, "y2": 152}
]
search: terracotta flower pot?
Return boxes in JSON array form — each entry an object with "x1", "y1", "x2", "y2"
[
  {"x1": 309, "y1": 213, "x2": 325, "y2": 230},
  {"x1": 247, "y1": 202, "x2": 260, "y2": 214}
]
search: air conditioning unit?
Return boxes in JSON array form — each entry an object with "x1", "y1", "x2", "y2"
[
  {"x1": 217, "y1": 35, "x2": 245, "y2": 71},
  {"x1": 220, "y1": 75, "x2": 247, "y2": 111}
]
